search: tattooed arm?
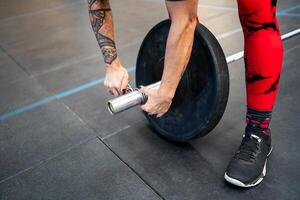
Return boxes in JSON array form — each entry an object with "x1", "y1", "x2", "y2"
[{"x1": 88, "y1": 0, "x2": 129, "y2": 96}]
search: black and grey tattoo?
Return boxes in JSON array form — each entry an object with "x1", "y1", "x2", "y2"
[
  {"x1": 88, "y1": 0, "x2": 118, "y2": 64},
  {"x1": 102, "y1": 48, "x2": 117, "y2": 64}
]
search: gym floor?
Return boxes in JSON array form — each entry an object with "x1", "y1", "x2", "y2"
[{"x1": 0, "y1": 0, "x2": 299, "y2": 199}]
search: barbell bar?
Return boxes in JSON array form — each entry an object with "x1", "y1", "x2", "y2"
[{"x1": 108, "y1": 28, "x2": 300, "y2": 115}]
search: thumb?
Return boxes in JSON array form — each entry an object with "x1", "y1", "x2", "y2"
[
  {"x1": 139, "y1": 85, "x2": 149, "y2": 94},
  {"x1": 120, "y1": 77, "x2": 128, "y2": 94}
]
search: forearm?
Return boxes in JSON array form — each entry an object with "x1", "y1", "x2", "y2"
[
  {"x1": 88, "y1": 0, "x2": 120, "y2": 67},
  {"x1": 159, "y1": 17, "x2": 198, "y2": 98}
]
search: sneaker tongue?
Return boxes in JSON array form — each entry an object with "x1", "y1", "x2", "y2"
[{"x1": 235, "y1": 135, "x2": 259, "y2": 161}]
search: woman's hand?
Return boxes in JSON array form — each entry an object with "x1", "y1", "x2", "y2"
[
  {"x1": 139, "y1": 86, "x2": 173, "y2": 117},
  {"x1": 104, "y1": 62, "x2": 129, "y2": 96}
]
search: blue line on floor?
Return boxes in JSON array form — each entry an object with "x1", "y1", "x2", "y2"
[
  {"x1": 277, "y1": 4, "x2": 300, "y2": 15},
  {"x1": 1, "y1": 4, "x2": 300, "y2": 121},
  {"x1": 280, "y1": 13, "x2": 300, "y2": 17},
  {"x1": 0, "y1": 96, "x2": 57, "y2": 121},
  {"x1": 0, "y1": 67, "x2": 135, "y2": 121}
]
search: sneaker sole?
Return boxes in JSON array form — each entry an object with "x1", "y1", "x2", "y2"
[{"x1": 224, "y1": 147, "x2": 273, "y2": 188}]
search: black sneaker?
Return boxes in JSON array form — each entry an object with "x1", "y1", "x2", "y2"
[{"x1": 224, "y1": 128, "x2": 272, "y2": 187}]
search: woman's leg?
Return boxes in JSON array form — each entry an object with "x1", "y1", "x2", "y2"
[
  {"x1": 225, "y1": 0, "x2": 283, "y2": 188},
  {"x1": 238, "y1": 0, "x2": 283, "y2": 131}
]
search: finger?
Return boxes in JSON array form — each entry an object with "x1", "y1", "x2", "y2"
[
  {"x1": 110, "y1": 80, "x2": 122, "y2": 95},
  {"x1": 148, "y1": 109, "x2": 156, "y2": 116},
  {"x1": 141, "y1": 103, "x2": 154, "y2": 114},
  {"x1": 138, "y1": 85, "x2": 144, "y2": 92},
  {"x1": 155, "y1": 105, "x2": 167, "y2": 117},
  {"x1": 140, "y1": 104, "x2": 148, "y2": 112},
  {"x1": 106, "y1": 87, "x2": 111, "y2": 94},
  {"x1": 118, "y1": 77, "x2": 127, "y2": 94},
  {"x1": 106, "y1": 82, "x2": 115, "y2": 93},
  {"x1": 106, "y1": 84, "x2": 114, "y2": 95},
  {"x1": 157, "y1": 112, "x2": 166, "y2": 118},
  {"x1": 111, "y1": 87, "x2": 120, "y2": 96},
  {"x1": 104, "y1": 79, "x2": 108, "y2": 86},
  {"x1": 148, "y1": 107, "x2": 159, "y2": 116},
  {"x1": 120, "y1": 77, "x2": 128, "y2": 95},
  {"x1": 115, "y1": 85, "x2": 122, "y2": 96},
  {"x1": 139, "y1": 85, "x2": 149, "y2": 94},
  {"x1": 108, "y1": 90, "x2": 114, "y2": 96},
  {"x1": 104, "y1": 83, "x2": 110, "y2": 92},
  {"x1": 149, "y1": 103, "x2": 162, "y2": 114}
]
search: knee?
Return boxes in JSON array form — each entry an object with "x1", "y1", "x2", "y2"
[
  {"x1": 238, "y1": 0, "x2": 263, "y2": 16},
  {"x1": 237, "y1": 0, "x2": 278, "y2": 33},
  {"x1": 238, "y1": 0, "x2": 275, "y2": 21}
]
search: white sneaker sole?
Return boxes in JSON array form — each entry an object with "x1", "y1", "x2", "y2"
[{"x1": 224, "y1": 147, "x2": 273, "y2": 188}]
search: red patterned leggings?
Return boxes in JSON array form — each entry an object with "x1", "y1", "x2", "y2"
[{"x1": 238, "y1": 0, "x2": 283, "y2": 111}]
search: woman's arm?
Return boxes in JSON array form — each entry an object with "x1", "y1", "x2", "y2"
[
  {"x1": 88, "y1": 0, "x2": 118, "y2": 64},
  {"x1": 87, "y1": 0, "x2": 129, "y2": 96},
  {"x1": 140, "y1": 0, "x2": 199, "y2": 117},
  {"x1": 159, "y1": 0, "x2": 198, "y2": 99}
]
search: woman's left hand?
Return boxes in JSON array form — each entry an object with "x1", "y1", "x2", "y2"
[{"x1": 139, "y1": 86, "x2": 173, "y2": 118}]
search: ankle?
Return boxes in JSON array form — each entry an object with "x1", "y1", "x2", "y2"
[{"x1": 246, "y1": 107, "x2": 272, "y2": 136}]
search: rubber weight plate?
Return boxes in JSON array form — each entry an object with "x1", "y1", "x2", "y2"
[{"x1": 136, "y1": 19, "x2": 229, "y2": 142}]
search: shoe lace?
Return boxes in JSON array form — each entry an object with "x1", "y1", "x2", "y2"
[{"x1": 234, "y1": 134, "x2": 261, "y2": 162}]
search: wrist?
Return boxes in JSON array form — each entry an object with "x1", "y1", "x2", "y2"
[
  {"x1": 158, "y1": 85, "x2": 176, "y2": 100},
  {"x1": 105, "y1": 58, "x2": 121, "y2": 69}
]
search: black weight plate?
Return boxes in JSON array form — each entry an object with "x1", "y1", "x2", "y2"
[{"x1": 136, "y1": 19, "x2": 229, "y2": 142}]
